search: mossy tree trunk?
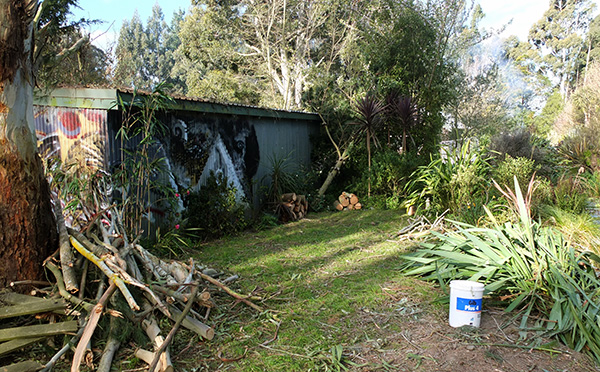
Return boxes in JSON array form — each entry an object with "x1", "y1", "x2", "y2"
[{"x1": 0, "y1": 0, "x2": 57, "y2": 288}]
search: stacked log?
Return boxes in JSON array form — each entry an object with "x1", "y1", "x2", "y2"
[
  {"x1": 334, "y1": 192, "x2": 362, "y2": 211},
  {"x1": 276, "y1": 193, "x2": 309, "y2": 222}
]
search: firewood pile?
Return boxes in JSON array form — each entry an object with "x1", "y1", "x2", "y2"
[
  {"x1": 333, "y1": 192, "x2": 362, "y2": 211},
  {"x1": 275, "y1": 193, "x2": 309, "y2": 222},
  {"x1": 0, "y1": 201, "x2": 263, "y2": 371}
]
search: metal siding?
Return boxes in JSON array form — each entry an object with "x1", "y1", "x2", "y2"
[
  {"x1": 252, "y1": 117, "x2": 318, "y2": 206},
  {"x1": 34, "y1": 106, "x2": 109, "y2": 170}
]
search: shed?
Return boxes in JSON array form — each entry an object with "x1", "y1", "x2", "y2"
[{"x1": 34, "y1": 88, "x2": 320, "y2": 227}]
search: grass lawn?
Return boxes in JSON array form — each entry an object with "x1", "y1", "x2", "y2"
[{"x1": 173, "y1": 209, "x2": 441, "y2": 371}]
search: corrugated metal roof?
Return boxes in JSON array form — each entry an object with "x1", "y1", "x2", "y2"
[{"x1": 34, "y1": 87, "x2": 321, "y2": 122}]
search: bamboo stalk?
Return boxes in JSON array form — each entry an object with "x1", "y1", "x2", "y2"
[{"x1": 69, "y1": 236, "x2": 140, "y2": 311}]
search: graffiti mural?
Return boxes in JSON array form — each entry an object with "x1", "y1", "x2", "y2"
[
  {"x1": 165, "y1": 115, "x2": 260, "y2": 202},
  {"x1": 34, "y1": 106, "x2": 108, "y2": 170}
]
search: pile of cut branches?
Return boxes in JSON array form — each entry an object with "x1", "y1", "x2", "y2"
[{"x1": 0, "y1": 201, "x2": 263, "y2": 372}]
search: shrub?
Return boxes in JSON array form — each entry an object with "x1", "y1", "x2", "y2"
[
  {"x1": 489, "y1": 129, "x2": 556, "y2": 178},
  {"x1": 558, "y1": 135, "x2": 600, "y2": 173},
  {"x1": 352, "y1": 148, "x2": 426, "y2": 207},
  {"x1": 492, "y1": 155, "x2": 538, "y2": 190},
  {"x1": 405, "y1": 141, "x2": 490, "y2": 216},
  {"x1": 553, "y1": 174, "x2": 589, "y2": 214},
  {"x1": 184, "y1": 171, "x2": 246, "y2": 240}
]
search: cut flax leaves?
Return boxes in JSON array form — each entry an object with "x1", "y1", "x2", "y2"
[{"x1": 401, "y1": 176, "x2": 600, "y2": 362}]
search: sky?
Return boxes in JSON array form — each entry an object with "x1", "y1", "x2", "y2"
[
  {"x1": 72, "y1": 0, "x2": 190, "y2": 50},
  {"x1": 72, "y1": 0, "x2": 594, "y2": 51}
]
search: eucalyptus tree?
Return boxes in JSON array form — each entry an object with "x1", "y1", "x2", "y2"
[
  {"x1": 0, "y1": 0, "x2": 57, "y2": 287},
  {"x1": 34, "y1": 0, "x2": 108, "y2": 88},
  {"x1": 113, "y1": 12, "x2": 146, "y2": 88},
  {"x1": 505, "y1": 0, "x2": 596, "y2": 99}
]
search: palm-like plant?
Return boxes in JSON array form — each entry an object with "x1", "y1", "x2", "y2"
[
  {"x1": 353, "y1": 93, "x2": 385, "y2": 197},
  {"x1": 387, "y1": 93, "x2": 418, "y2": 153}
]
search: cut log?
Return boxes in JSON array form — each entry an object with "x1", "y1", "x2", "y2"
[
  {"x1": 142, "y1": 318, "x2": 173, "y2": 372},
  {"x1": 0, "y1": 360, "x2": 43, "y2": 372},
  {"x1": 354, "y1": 203, "x2": 362, "y2": 210},
  {"x1": 333, "y1": 200, "x2": 344, "y2": 211},
  {"x1": 0, "y1": 298, "x2": 65, "y2": 319},
  {"x1": 0, "y1": 337, "x2": 44, "y2": 356},
  {"x1": 168, "y1": 305, "x2": 214, "y2": 340},
  {"x1": 349, "y1": 193, "x2": 359, "y2": 205},
  {"x1": 135, "y1": 349, "x2": 169, "y2": 372},
  {"x1": 339, "y1": 194, "x2": 350, "y2": 207},
  {"x1": 281, "y1": 193, "x2": 297, "y2": 203},
  {"x1": 0, "y1": 321, "x2": 78, "y2": 342},
  {"x1": 347, "y1": 203, "x2": 355, "y2": 210}
]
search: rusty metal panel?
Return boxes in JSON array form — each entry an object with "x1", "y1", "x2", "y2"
[{"x1": 34, "y1": 106, "x2": 109, "y2": 170}]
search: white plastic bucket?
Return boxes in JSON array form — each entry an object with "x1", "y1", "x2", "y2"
[{"x1": 449, "y1": 280, "x2": 484, "y2": 328}]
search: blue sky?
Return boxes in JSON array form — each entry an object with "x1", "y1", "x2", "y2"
[{"x1": 71, "y1": 0, "x2": 589, "y2": 51}]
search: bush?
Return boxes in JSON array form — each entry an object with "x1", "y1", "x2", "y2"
[
  {"x1": 553, "y1": 174, "x2": 589, "y2": 214},
  {"x1": 489, "y1": 129, "x2": 557, "y2": 178},
  {"x1": 184, "y1": 171, "x2": 247, "y2": 240},
  {"x1": 492, "y1": 155, "x2": 538, "y2": 190},
  {"x1": 405, "y1": 141, "x2": 490, "y2": 216},
  {"x1": 558, "y1": 136, "x2": 600, "y2": 173}
]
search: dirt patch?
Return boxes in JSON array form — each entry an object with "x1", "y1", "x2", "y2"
[{"x1": 343, "y1": 284, "x2": 599, "y2": 371}]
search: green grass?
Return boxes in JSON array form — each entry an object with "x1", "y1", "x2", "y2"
[{"x1": 179, "y1": 209, "x2": 438, "y2": 371}]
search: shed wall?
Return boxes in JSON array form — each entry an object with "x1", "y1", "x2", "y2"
[{"x1": 33, "y1": 93, "x2": 319, "y2": 233}]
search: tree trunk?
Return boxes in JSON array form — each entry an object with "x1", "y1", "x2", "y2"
[{"x1": 0, "y1": 0, "x2": 57, "y2": 288}]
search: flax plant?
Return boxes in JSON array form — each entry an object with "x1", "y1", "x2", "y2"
[{"x1": 402, "y1": 176, "x2": 600, "y2": 361}]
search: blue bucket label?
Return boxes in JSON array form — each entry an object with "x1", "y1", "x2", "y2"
[{"x1": 456, "y1": 297, "x2": 482, "y2": 312}]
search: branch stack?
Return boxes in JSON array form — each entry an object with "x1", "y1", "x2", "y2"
[
  {"x1": 276, "y1": 193, "x2": 309, "y2": 222},
  {"x1": 333, "y1": 192, "x2": 362, "y2": 211},
  {"x1": 0, "y1": 196, "x2": 263, "y2": 371}
]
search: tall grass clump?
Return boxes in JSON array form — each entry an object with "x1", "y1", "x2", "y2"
[{"x1": 402, "y1": 177, "x2": 600, "y2": 361}]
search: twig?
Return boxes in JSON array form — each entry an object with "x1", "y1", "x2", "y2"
[
  {"x1": 72, "y1": 282, "x2": 117, "y2": 372},
  {"x1": 222, "y1": 274, "x2": 239, "y2": 284},
  {"x1": 9, "y1": 280, "x2": 51, "y2": 287},
  {"x1": 260, "y1": 321, "x2": 281, "y2": 346},
  {"x1": 148, "y1": 283, "x2": 200, "y2": 372},
  {"x1": 78, "y1": 260, "x2": 89, "y2": 300},
  {"x1": 104, "y1": 259, "x2": 170, "y2": 317},
  {"x1": 199, "y1": 273, "x2": 264, "y2": 312}
]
